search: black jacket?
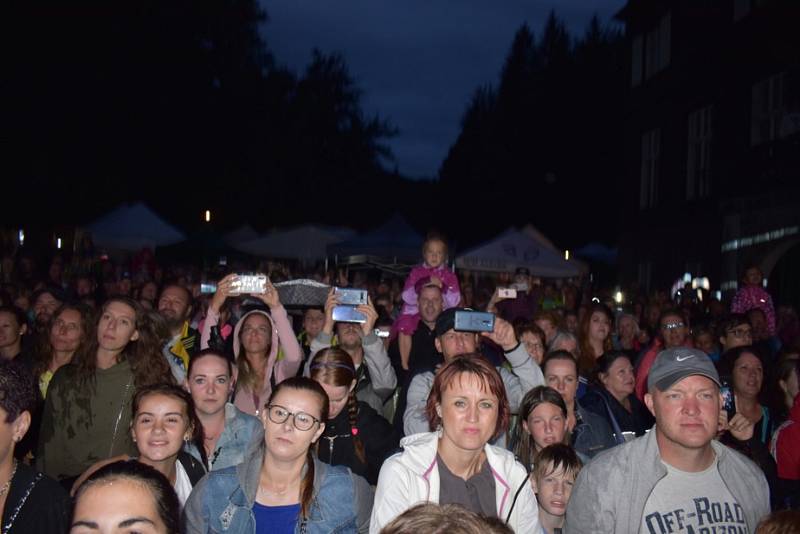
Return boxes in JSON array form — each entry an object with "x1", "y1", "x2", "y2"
[
  {"x1": 316, "y1": 401, "x2": 398, "y2": 485},
  {"x1": 581, "y1": 385, "x2": 654, "y2": 438},
  {"x1": 2, "y1": 462, "x2": 70, "y2": 534},
  {"x1": 177, "y1": 450, "x2": 207, "y2": 486}
]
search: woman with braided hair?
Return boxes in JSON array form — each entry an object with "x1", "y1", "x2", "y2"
[{"x1": 310, "y1": 347, "x2": 398, "y2": 484}]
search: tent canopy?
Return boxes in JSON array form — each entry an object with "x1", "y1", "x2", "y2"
[
  {"x1": 87, "y1": 202, "x2": 186, "y2": 251},
  {"x1": 327, "y1": 215, "x2": 423, "y2": 262},
  {"x1": 455, "y1": 227, "x2": 581, "y2": 277},
  {"x1": 224, "y1": 224, "x2": 259, "y2": 246},
  {"x1": 235, "y1": 225, "x2": 354, "y2": 260}
]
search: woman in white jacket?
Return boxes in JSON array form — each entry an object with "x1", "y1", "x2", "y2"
[{"x1": 370, "y1": 354, "x2": 539, "y2": 533}]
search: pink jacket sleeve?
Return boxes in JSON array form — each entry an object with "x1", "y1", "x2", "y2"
[
  {"x1": 401, "y1": 266, "x2": 428, "y2": 307},
  {"x1": 271, "y1": 306, "x2": 302, "y2": 381},
  {"x1": 199, "y1": 307, "x2": 220, "y2": 350},
  {"x1": 440, "y1": 269, "x2": 461, "y2": 309}
]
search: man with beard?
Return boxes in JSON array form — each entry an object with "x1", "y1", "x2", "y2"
[
  {"x1": 157, "y1": 284, "x2": 199, "y2": 382},
  {"x1": 308, "y1": 290, "x2": 397, "y2": 417},
  {"x1": 30, "y1": 288, "x2": 63, "y2": 337}
]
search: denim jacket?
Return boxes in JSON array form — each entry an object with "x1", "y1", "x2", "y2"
[
  {"x1": 183, "y1": 439, "x2": 373, "y2": 534},
  {"x1": 184, "y1": 403, "x2": 262, "y2": 471},
  {"x1": 571, "y1": 401, "x2": 617, "y2": 459}
]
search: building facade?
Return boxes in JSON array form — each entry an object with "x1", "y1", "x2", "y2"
[{"x1": 616, "y1": 0, "x2": 800, "y2": 306}]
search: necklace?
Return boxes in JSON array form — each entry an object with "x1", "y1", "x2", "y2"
[{"x1": 0, "y1": 460, "x2": 19, "y2": 498}]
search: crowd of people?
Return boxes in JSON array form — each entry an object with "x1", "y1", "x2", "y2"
[{"x1": 0, "y1": 234, "x2": 799, "y2": 533}]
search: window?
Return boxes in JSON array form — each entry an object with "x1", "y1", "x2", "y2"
[
  {"x1": 631, "y1": 34, "x2": 643, "y2": 87},
  {"x1": 644, "y1": 13, "x2": 671, "y2": 79},
  {"x1": 687, "y1": 105, "x2": 713, "y2": 200},
  {"x1": 751, "y1": 72, "x2": 786, "y2": 146},
  {"x1": 640, "y1": 128, "x2": 660, "y2": 210}
]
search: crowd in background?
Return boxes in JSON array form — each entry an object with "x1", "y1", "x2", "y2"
[{"x1": 0, "y1": 235, "x2": 799, "y2": 533}]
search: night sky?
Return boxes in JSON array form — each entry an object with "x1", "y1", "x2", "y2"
[{"x1": 262, "y1": 0, "x2": 623, "y2": 178}]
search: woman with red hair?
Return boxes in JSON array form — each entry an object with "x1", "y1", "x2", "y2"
[{"x1": 370, "y1": 354, "x2": 539, "y2": 534}]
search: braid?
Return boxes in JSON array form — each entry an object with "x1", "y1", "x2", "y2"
[
  {"x1": 347, "y1": 391, "x2": 366, "y2": 465},
  {"x1": 300, "y1": 448, "x2": 315, "y2": 519}
]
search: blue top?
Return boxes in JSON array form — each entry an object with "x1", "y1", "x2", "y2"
[{"x1": 253, "y1": 502, "x2": 300, "y2": 534}]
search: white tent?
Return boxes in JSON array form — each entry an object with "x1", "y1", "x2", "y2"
[
  {"x1": 224, "y1": 224, "x2": 259, "y2": 246},
  {"x1": 87, "y1": 202, "x2": 186, "y2": 251},
  {"x1": 234, "y1": 225, "x2": 354, "y2": 260},
  {"x1": 455, "y1": 227, "x2": 582, "y2": 277}
]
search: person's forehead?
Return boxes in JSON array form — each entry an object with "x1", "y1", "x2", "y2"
[
  {"x1": 304, "y1": 309, "x2": 324, "y2": 319},
  {"x1": 544, "y1": 359, "x2": 577, "y2": 376},
  {"x1": 271, "y1": 388, "x2": 322, "y2": 415},
  {"x1": 443, "y1": 329, "x2": 475, "y2": 339},
  {"x1": 419, "y1": 286, "x2": 443, "y2": 299},
  {"x1": 36, "y1": 292, "x2": 58, "y2": 304},
  {"x1": 57, "y1": 309, "x2": 82, "y2": 322},
  {"x1": 244, "y1": 314, "x2": 269, "y2": 326},
  {"x1": 160, "y1": 286, "x2": 188, "y2": 302},
  {"x1": 661, "y1": 314, "x2": 683, "y2": 326},
  {"x1": 664, "y1": 374, "x2": 718, "y2": 392},
  {"x1": 443, "y1": 373, "x2": 495, "y2": 397},
  {"x1": 105, "y1": 301, "x2": 135, "y2": 318},
  {"x1": 190, "y1": 357, "x2": 229, "y2": 377}
]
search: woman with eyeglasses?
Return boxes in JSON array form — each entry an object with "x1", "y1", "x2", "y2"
[{"x1": 184, "y1": 376, "x2": 373, "y2": 534}]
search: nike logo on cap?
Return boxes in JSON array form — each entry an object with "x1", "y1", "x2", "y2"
[{"x1": 675, "y1": 354, "x2": 694, "y2": 362}]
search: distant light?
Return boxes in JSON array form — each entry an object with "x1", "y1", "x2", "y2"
[
  {"x1": 205, "y1": 210, "x2": 211, "y2": 223},
  {"x1": 697, "y1": 289, "x2": 703, "y2": 302},
  {"x1": 714, "y1": 290, "x2": 722, "y2": 301},
  {"x1": 683, "y1": 272, "x2": 692, "y2": 283},
  {"x1": 18, "y1": 229, "x2": 24, "y2": 246},
  {"x1": 762, "y1": 278, "x2": 768, "y2": 288},
  {"x1": 591, "y1": 297, "x2": 600, "y2": 303},
  {"x1": 614, "y1": 291, "x2": 623, "y2": 304},
  {"x1": 56, "y1": 237, "x2": 62, "y2": 249},
  {"x1": 691, "y1": 277, "x2": 710, "y2": 290},
  {"x1": 721, "y1": 225, "x2": 799, "y2": 252},
  {"x1": 564, "y1": 250, "x2": 570, "y2": 261}
]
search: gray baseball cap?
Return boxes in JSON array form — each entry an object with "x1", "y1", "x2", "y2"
[{"x1": 647, "y1": 347, "x2": 721, "y2": 391}]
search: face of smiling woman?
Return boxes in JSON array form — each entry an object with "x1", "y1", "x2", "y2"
[{"x1": 131, "y1": 393, "x2": 191, "y2": 465}]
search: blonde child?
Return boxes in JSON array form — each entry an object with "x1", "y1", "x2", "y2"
[{"x1": 395, "y1": 234, "x2": 460, "y2": 370}]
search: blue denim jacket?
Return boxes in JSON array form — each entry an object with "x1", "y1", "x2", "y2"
[
  {"x1": 183, "y1": 440, "x2": 373, "y2": 534},
  {"x1": 571, "y1": 401, "x2": 617, "y2": 459},
  {"x1": 184, "y1": 403, "x2": 262, "y2": 471}
]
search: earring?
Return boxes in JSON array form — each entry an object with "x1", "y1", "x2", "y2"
[{"x1": 436, "y1": 424, "x2": 443, "y2": 438}]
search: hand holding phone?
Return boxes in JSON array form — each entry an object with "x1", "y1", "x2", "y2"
[{"x1": 497, "y1": 288, "x2": 517, "y2": 299}]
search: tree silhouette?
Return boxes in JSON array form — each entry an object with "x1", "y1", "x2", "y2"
[{"x1": 438, "y1": 13, "x2": 624, "y2": 247}]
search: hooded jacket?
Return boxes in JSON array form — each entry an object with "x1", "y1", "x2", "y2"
[
  {"x1": 370, "y1": 432, "x2": 539, "y2": 534},
  {"x1": 564, "y1": 427, "x2": 770, "y2": 533},
  {"x1": 204, "y1": 306, "x2": 301, "y2": 416}
]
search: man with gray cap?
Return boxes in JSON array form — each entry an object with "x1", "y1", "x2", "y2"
[
  {"x1": 402, "y1": 307, "x2": 544, "y2": 437},
  {"x1": 565, "y1": 347, "x2": 769, "y2": 534}
]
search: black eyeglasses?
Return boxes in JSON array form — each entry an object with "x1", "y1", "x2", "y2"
[{"x1": 265, "y1": 404, "x2": 321, "y2": 431}]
